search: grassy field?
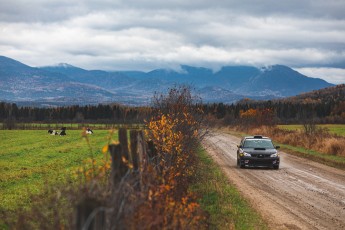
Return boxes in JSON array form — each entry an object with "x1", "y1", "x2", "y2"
[
  {"x1": 192, "y1": 147, "x2": 268, "y2": 229},
  {"x1": 0, "y1": 129, "x2": 117, "y2": 213},
  {"x1": 278, "y1": 124, "x2": 345, "y2": 136},
  {"x1": 0, "y1": 122, "x2": 144, "y2": 130}
]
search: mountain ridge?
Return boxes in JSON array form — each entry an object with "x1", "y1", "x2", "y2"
[{"x1": 0, "y1": 55, "x2": 334, "y2": 106}]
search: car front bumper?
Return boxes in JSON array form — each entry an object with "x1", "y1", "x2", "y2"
[{"x1": 239, "y1": 156, "x2": 280, "y2": 167}]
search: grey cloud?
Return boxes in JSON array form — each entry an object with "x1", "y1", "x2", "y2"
[
  {"x1": 1, "y1": 0, "x2": 345, "y2": 23},
  {"x1": 0, "y1": 0, "x2": 344, "y2": 83}
]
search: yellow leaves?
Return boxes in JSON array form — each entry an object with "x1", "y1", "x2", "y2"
[{"x1": 102, "y1": 145, "x2": 108, "y2": 153}]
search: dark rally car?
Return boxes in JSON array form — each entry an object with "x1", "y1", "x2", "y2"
[{"x1": 237, "y1": 135, "x2": 280, "y2": 169}]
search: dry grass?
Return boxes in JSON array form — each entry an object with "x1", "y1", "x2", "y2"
[{"x1": 322, "y1": 138, "x2": 345, "y2": 157}]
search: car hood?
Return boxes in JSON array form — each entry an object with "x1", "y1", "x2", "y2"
[{"x1": 242, "y1": 148, "x2": 277, "y2": 155}]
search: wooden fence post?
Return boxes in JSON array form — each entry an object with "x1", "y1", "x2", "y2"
[
  {"x1": 118, "y1": 128, "x2": 131, "y2": 163},
  {"x1": 130, "y1": 130, "x2": 139, "y2": 170},
  {"x1": 137, "y1": 131, "x2": 148, "y2": 170},
  {"x1": 146, "y1": 140, "x2": 157, "y2": 159},
  {"x1": 108, "y1": 144, "x2": 128, "y2": 187}
]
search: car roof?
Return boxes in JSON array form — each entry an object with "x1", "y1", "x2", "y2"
[{"x1": 243, "y1": 135, "x2": 271, "y2": 140}]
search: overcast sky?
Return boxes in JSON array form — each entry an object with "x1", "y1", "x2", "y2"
[{"x1": 1, "y1": 0, "x2": 344, "y2": 84}]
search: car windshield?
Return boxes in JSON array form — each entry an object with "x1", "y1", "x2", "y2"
[{"x1": 243, "y1": 139, "x2": 275, "y2": 149}]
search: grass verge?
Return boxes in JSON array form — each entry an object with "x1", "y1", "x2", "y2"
[
  {"x1": 279, "y1": 144, "x2": 345, "y2": 170},
  {"x1": 191, "y1": 146, "x2": 268, "y2": 230}
]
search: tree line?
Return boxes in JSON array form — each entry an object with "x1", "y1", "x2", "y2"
[
  {"x1": 203, "y1": 99, "x2": 345, "y2": 125},
  {"x1": 0, "y1": 102, "x2": 151, "y2": 124},
  {"x1": 1, "y1": 83, "x2": 344, "y2": 128}
]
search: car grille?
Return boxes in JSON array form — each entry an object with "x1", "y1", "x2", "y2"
[{"x1": 251, "y1": 154, "x2": 270, "y2": 158}]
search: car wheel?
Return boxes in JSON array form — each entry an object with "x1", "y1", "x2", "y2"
[
  {"x1": 239, "y1": 160, "x2": 245, "y2": 168},
  {"x1": 273, "y1": 165, "x2": 279, "y2": 170}
]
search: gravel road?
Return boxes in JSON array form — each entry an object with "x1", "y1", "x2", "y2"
[{"x1": 203, "y1": 131, "x2": 345, "y2": 230}]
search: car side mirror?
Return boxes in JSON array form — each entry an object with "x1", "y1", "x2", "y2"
[{"x1": 275, "y1": 146, "x2": 280, "y2": 149}]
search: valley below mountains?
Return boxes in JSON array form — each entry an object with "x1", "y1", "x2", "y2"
[{"x1": 0, "y1": 56, "x2": 334, "y2": 106}]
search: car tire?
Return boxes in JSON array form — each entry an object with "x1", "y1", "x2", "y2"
[
  {"x1": 273, "y1": 165, "x2": 279, "y2": 170},
  {"x1": 237, "y1": 159, "x2": 245, "y2": 168}
]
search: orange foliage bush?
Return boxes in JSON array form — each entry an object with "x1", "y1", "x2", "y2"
[
  {"x1": 239, "y1": 108, "x2": 275, "y2": 129},
  {"x1": 140, "y1": 86, "x2": 206, "y2": 228}
]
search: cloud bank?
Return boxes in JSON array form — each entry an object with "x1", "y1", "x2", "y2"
[{"x1": 0, "y1": 0, "x2": 344, "y2": 83}]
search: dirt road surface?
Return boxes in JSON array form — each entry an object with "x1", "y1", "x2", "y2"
[{"x1": 203, "y1": 131, "x2": 345, "y2": 230}]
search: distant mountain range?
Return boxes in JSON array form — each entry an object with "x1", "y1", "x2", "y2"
[{"x1": 0, "y1": 55, "x2": 334, "y2": 106}]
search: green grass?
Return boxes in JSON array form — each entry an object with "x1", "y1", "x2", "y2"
[
  {"x1": 0, "y1": 129, "x2": 117, "y2": 213},
  {"x1": 192, "y1": 147, "x2": 268, "y2": 230},
  {"x1": 278, "y1": 124, "x2": 345, "y2": 136},
  {"x1": 0, "y1": 123, "x2": 144, "y2": 130}
]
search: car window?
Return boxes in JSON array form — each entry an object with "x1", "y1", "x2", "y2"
[{"x1": 243, "y1": 139, "x2": 275, "y2": 149}]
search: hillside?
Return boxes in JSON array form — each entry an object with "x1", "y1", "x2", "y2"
[{"x1": 283, "y1": 84, "x2": 345, "y2": 104}]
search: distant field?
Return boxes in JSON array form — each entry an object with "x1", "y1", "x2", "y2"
[
  {"x1": 0, "y1": 129, "x2": 117, "y2": 212},
  {"x1": 0, "y1": 123, "x2": 143, "y2": 130},
  {"x1": 278, "y1": 124, "x2": 345, "y2": 136}
]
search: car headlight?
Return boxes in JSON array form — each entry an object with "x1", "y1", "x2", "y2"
[
  {"x1": 243, "y1": 152, "x2": 251, "y2": 157},
  {"x1": 270, "y1": 152, "x2": 279, "y2": 158},
  {"x1": 239, "y1": 149, "x2": 251, "y2": 157}
]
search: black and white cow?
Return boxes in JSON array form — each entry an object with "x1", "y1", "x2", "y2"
[
  {"x1": 86, "y1": 128, "x2": 93, "y2": 134},
  {"x1": 48, "y1": 129, "x2": 59, "y2": 135},
  {"x1": 60, "y1": 127, "x2": 66, "y2": 136}
]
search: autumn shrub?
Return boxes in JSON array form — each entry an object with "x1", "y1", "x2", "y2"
[
  {"x1": 147, "y1": 86, "x2": 205, "y2": 189},
  {"x1": 141, "y1": 86, "x2": 207, "y2": 228}
]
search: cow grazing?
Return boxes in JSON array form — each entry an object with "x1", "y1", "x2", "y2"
[
  {"x1": 48, "y1": 129, "x2": 59, "y2": 135},
  {"x1": 60, "y1": 130, "x2": 66, "y2": 136},
  {"x1": 86, "y1": 128, "x2": 93, "y2": 134}
]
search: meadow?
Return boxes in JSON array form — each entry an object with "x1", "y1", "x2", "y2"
[
  {"x1": 278, "y1": 124, "x2": 345, "y2": 136},
  {"x1": 0, "y1": 129, "x2": 117, "y2": 213}
]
